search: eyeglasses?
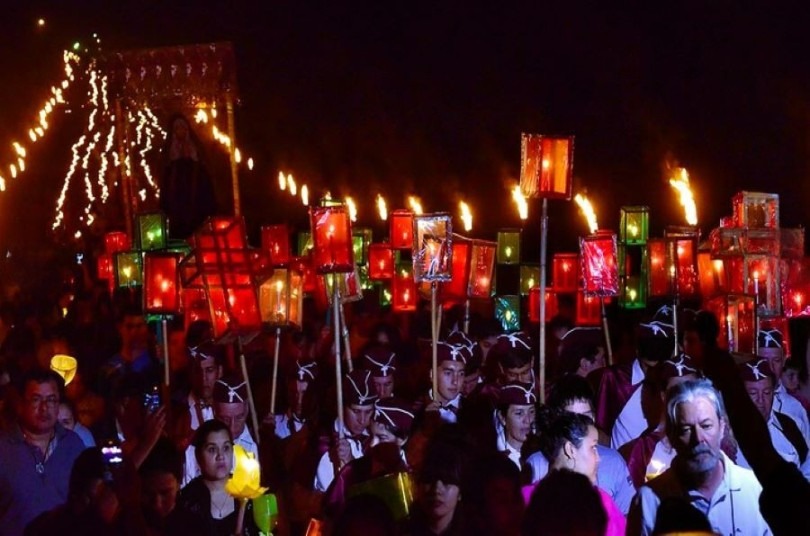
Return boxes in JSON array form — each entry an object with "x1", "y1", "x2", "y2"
[{"x1": 27, "y1": 396, "x2": 59, "y2": 408}]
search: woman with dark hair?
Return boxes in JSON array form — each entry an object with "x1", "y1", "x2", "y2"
[
  {"x1": 523, "y1": 469, "x2": 606, "y2": 536},
  {"x1": 176, "y1": 419, "x2": 258, "y2": 536},
  {"x1": 527, "y1": 408, "x2": 625, "y2": 536}
]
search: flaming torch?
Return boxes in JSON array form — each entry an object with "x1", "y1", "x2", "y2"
[
  {"x1": 574, "y1": 193, "x2": 599, "y2": 234},
  {"x1": 345, "y1": 196, "x2": 358, "y2": 222},
  {"x1": 278, "y1": 171, "x2": 286, "y2": 191},
  {"x1": 459, "y1": 201, "x2": 473, "y2": 232},
  {"x1": 376, "y1": 194, "x2": 388, "y2": 221},
  {"x1": 287, "y1": 174, "x2": 297, "y2": 197},
  {"x1": 408, "y1": 195, "x2": 424, "y2": 216},
  {"x1": 512, "y1": 185, "x2": 529, "y2": 221},
  {"x1": 669, "y1": 167, "x2": 698, "y2": 226},
  {"x1": 301, "y1": 184, "x2": 309, "y2": 206}
]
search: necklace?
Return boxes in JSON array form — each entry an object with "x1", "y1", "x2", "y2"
[
  {"x1": 211, "y1": 493, "x2": 231, "y2": 519},
  {"x1": 22, "y1": 430, "x2": 55, "y2": 475}
]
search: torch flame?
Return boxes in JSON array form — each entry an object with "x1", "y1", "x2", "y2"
[
  {"x1": 287, "y1": 174, "x2": 297, "y2": 196},
  {"x1": 376, "y1": 194, "x2": 388, "y2": 221},
  {"x1": 574, "y1": 193, "x2": 599, "y2": 234},
  {"x1": 459, "y1": 201, "x2": 473, "y2": 231},
  {"x1": 511, "y1": 185, "x2": 529, "y2": 221},
  {"x1": 278, "y1": 171, "x2": 286, "y2": 191},
  {"x1": 345, "y1": 196, "x2": 358, "y2": 222},
  {"x1": 408, "y1": 196, "x2": 423, "y2": 215},
  {"x1": 301, "y1": 184, "x2": 309, "y2": 206},
  {"x1": 669, "y1": 167, "x2": 698, "y2": 226}
]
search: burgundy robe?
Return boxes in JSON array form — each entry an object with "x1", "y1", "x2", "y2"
[{"x1": 589, "y1": 362, "x2": 639, "y2": 435}]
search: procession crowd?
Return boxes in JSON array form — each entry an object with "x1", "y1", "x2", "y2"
[{"x1": 1, "y1": 261, "x2": 810, "y2": 536}]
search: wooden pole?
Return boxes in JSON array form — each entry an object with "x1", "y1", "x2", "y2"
[
  {"x1": 431, "y1": 282, "x2": 439, "y2": 399},
  {"x1": 339, "y1": 301, "x2": 353, "y2": 373},
  {"x1": 270, "y1": 327, "x2": 281, "y2": 415},
  {"x1": 600, "y1": 298, "x2": 614, "y2": 365},
  {"x1": 225, "y1": 94, "x2": 241, "y2": 216},
  {"x1": 538, "y1": 198, "x2": 548, "y2": 402},
  {"x1": 238, "y1": 338, "x2": 261, "y2": 446},
  {"x1": 333, "y1": 284, "x2": 345, "y2": 438}
]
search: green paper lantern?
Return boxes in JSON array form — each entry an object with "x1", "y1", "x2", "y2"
[
  {"x1": 297, "y1": 232, "x2": 313, "y2": 256},
  {"x1": 135, "y1": 212, "x2": 168, "y2": 251},
  {"x1": 497, "y1": 229, "x2": 521, "y2": 265},
  {"x1": 619, "y1": 206, "x2": 649, "y2": 245},
  {"x1": 520, "y1": 264, "x2": 541, "y2": 296},
  {"x1": 620, "y1": 275, "x2": 647, "y2": 309},
  {"x1": 114, "y1": 251, "x2": 143, "y2": 288}
]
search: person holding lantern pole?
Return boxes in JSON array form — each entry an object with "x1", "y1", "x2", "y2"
[
  {"x1": 271, "y1": 358, "x2": 318, "y2": 440},
  {"x1": 313, "y1": 369, "x2": 377, "y2": 493},
  {"x1": 361, "y1": 346, "x2": 398, "y2": 400},
  {"x1": 421, "y1": 341, "x2": 470, "y2": 425}
]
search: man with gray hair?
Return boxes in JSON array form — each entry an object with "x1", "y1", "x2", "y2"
[{"x1": 627, "y1": 378, "x2": 771, "y2": 535}]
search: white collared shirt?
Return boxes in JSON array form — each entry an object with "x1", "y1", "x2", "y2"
[
  {"x1": 736, "y1": 410, "x2": 810, "y2": 481},
  {"x1": 274, "y1": 413, "x2": 305, "y2": 439},
  {"x1": 429, "y1": 390, "x2": 462, "y2": 424},
  {"x1": 313, "y1": 419, "x2": 368, "y2": 492},
  {"x1": 504, "y1": 442, "x2": 522, "y2": 470},
  {"x1": 187, "y1": 393, "x2": 214, "y2": 431},
  {"x1": 611, "y1": 359, "x2": 646, "y2": 449},
  {"x1": 774, "y1": 383, "x2": 810, "y2": 442}
]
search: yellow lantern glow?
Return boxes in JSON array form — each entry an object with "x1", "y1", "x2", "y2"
[
  {"x1": 226, "y1": 444, "x2": 268, "y2": 500},
  {"x1": 50, "y1": 354, "x2": 78, "y2": 386}
]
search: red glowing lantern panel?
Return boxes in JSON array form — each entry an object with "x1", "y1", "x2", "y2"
[
  {"x1": 648, "y1": 239, "x2": 670, "y2": 297},
  {"x1": 182, "y1": 288, "x2": 211, "y2": 333},
  {"x1": 392, "y1": 265, "x2": 417, "y2": 312},
  {"x1": 368, "y1": 243, "x2": 395, "y2": 281},
  {"x1": 105, "y1": 231, "x2": 131, "y2": 255},
  {"x1": 143, "y1": 253, "x2": 182, "y2": 315},
  {"x1": 206, "y1": 286, "x2": 262, "y2": 339},
  {"x1": 672, "y1": 237, "x2": 698, "y2": 296},
  {"x1": 390, "y1": 210, "x2": 414, "y2": 250},
  {"x1": 579, "y1": 234, "x2": 619, "y2": 297},
  {"x1": 576, "y1": 290, "x2": 601, "y2": 326},
  {"x1": 552, "y1": 253, "x2": 579, "y2": 293},
  {"x1": 442, "y1": 238, "x2": 471, "y2": 301},
  {"x1": 469, "y1": 240, "x2": 496, "y2": 299},
  {"x1": 529, "y1": 287, "x2": 558, "y2": 323},
  {"x1": 412, "y1": 213, "x2": 453, "y2": 283},
  {"x1": 310, "y1": 206, "x2": 355, "y2": 274},
  {"x1": 697, "y1": 251, "x2": 726, "y2": 297},
  {"x1": 519, "y1": 134, "x2": 574, "y2": 200},
  {"x1": 706, "y1": 294, "x2": 756, "y2": 354},
  {"x1": 261, "y1": 224, "x2": 291, "y2": 267},
  {"x1": 291, "y1": 255, "x2": 317, "y2": 294},
  {"x1": 732, "y1": 191, "x2": 779, "y2": 229}
]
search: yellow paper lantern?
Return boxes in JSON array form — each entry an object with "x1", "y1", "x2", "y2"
[
  {"x1": 226, "y1": 444, "x2": 267, "y2": 500},
  {"x1": 50, "y1": 354, "x2": 77, "y2": 386}
]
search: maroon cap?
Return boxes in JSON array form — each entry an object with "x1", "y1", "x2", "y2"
[
  {"x1": 436, "y1": 341, "x2": 471, "y2": 365},
  {"x1": 559, "y1": 327, "x2": 604, "y2": 368},
  {"x1": 343, "y1": 369, "x2": 378, "y2": 406},
  {"x1": 446, "y1": 328, "x2": 474, "y2": 349},
  {"x1": 293, "y1": 358, "x2": 317, "y2": 382},
  {"x1": 374, "y1": 397, "x2": 415, "y2": 435},
  {"x1": 659, "y1": 353, "x2": 700, "y2": 384},
  {"x1": 738, "y1": 358, "x2": 776, "y2": 383},
  {"x1": 363, "y1": 346, "x2": 397, "y2": 377},
  {"x1": 498, "y1": 381, "x2": 537, "y2": 406},
  {"x1": 213, "y1": 375, "x2": 248, "y2": 404}
]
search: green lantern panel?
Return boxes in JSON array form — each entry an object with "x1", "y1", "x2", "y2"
[
  {"x1": 619, "y1": 206, "x2": 649, "y2": 245},
  {"x1": 494, "y1": 295, "x2": 521, "y2": 331},
  {"x1": 136, "y1": 212, "x2": 168, "y2": 251},
  {"x1": 497, "y1": 230, "x2": 521, "y2": 265},
  {"x1": 520, "y1": 264, "x2": 541, "y2": 296}
]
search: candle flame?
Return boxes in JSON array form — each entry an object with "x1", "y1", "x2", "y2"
[
  {"x1": 408, "y1": 196, "x2": 423, "y2": 215},
  {"x1": 459, "y1": 201, "x2": 473, "y2": 231},
  {"x1": 278, "y1": 171, "x2": 286, "y2": 191},
  {"x1": 376, "y1": 194, "x2": 388, "y2": 221},
  {"x1": 511, "y1": 185, "x2": 529, "y2": 221},
  {"x1": 574, "y1": 193, "x2": 599, "y2": 234},
  {"x1": 345, "y1": 196, "x2": 358, "y2": 222},
  {"x1": 301, "y1": 184, "x2": 309, "y2": 206},
  {"x1": 288, "y1": 174, "x2": 297, "y2": 196},
  {"x1": 669, "y1": 167, "x2": 698, "y2": 226}
]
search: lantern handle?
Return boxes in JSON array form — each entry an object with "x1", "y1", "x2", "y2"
[{"x1": 237, "y1": 337, "x2": 261, "y2": 446}]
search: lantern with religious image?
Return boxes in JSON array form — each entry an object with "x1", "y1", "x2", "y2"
[
  {"x1": 368, "y1": 244, "x2": 395, "y2": 281},
  {"x1": 732, "y1": 191, "x2": 779, "y2": 229},
  {"x1": 135, "y1": 212, "x2": 168, "y2": 251},
  {"x1": 664, "y1": 226, "x2": 700, "y2": 297},
  {"x1": 468, "y1": 240, "x2": 496, "y2": 299},
  {"x1": 576, "y1": 290, "x2": 602, "y2": 326},
  {"x1": 579, "y1": 233, "x2": 619, "y2": 297},
  {"x1": 115, "y1": 252, "x2": 143, "y2": 288},
  {"x1": 520, "y1": 264, "x2": 541, "y2": 296},
  {"x1": 552, "y1": 253, "x2": 579, "y2": 292},
  {"x1": 706, "y1": 294, "x2": 757, "y2": 353},
  {"x1": 412, "y1": 213, "x2": 452, "y2": 282},
  {"x1": 50, "y1": 355, "x2": 78, "y2": 386},
  {"x1": 519, "y1": 134, "x2": 574, "y2": 200},
  {"x1": 392, "y1": 263, "x2": 417, "y2": 312},
  {"x1": 497, "y1": 229, "x2": 521, "y2": 265},
  {"x1": 494, "y1": 295, "x2": 521, "y2": 331},
  {"x1": 259, "y1": 267, "x2": 304, "y2": 327},
  {"x1": 390, "y1": 210, "x2": 414, "y2": 250},
  {"x1": 105, "y1": 231, "x2": 131, "y2": 255},
  {"x1": 297, "y1": 232, "x2": 314, "y2": 256},
  {"x1": 310, "y1": 205, "x2": 355, "y2": 274},
  {"x1": 529, "y1": 287, "x2": 558, "y2": 323},
  {"x1": 261, "y1": 224, "x2": 291, "y2": 267},
  {"x1": 619, "y1": 206, "x2": 649, "y2": 245},
  {"x1": 143, "y1": 252, "x2": 182, "y2": 315}
]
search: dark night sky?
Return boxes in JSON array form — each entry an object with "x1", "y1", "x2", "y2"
[{"x1": 1, "y1": 2, "x2": 810, "y2": 261}]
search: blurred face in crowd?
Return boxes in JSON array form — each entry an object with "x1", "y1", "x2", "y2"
[
  {"x1": 57, "y1": 403, "x2": 76, "y2": 430},
  {"x1": 197, "y1": 430, "x2": 233, "y2": 481},
  {"x1": 214, "y1": 401, "x2": 248, "y2": 439},
  {"x1": 782, "y1": 367, "x2": 801, "y2": 392},
  {"x1": 418, "y1": 479, "x2": 461, "y2": 525},
  {"x1": 19, "y1": 380, "x2": 59, "y2": 435},
  {"x1": 745, "y1": 377, "x2": 775, "y2": 420},
  {"x1": 192, "y1": 355, "x2": 222, "y2": 401},
  {"x1": 501, "y1": 362, "x2": 533, "y2": 384},
  {"x1": 287, "y1": 378, "x2": 311, "y2": 415},
  {"x1": 371, "y1": 421, "x2": 405, "y2": 447},
  {"x1": 372, "y1": 374, "x2": 395, "y2": 399},
  {"x1": 683, "y1": 330, "x2": 703, "y2": 361},
  {"x1": 501, "y1": 403, "x2": 536, "y2": 450},
  {"x1": 436, "y1": 360, "x2": 465, "y2": 404},
  {"x1": 478, "y1": 335, "x2": 499, "y2": 361},
  {"x1": 344, "y1": 403, "x2": 374, "y2": 437},
  {"x1": 462, "y1": 369, "x2": 481, "y2": 397},
  {"x1": 141, "y1": 471, "x2": 179, "y2": 521},
  {"x1": 119, "y1": 314, "x2": 149, "y2": 353},
  {"x1": 565, "y1": 425, "x2": 600, "y2": 484},
  {"x1": 760, "y1": 348, "x2": 785, "y2": 382},
  {"x1": 578, "y1": 348, "x2": 606, "y2": 377},
  {"x1": 668, "y1": 396, "x2": 726, "y2": 475}
]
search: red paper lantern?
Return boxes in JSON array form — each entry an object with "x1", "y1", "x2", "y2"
[
  {"x1": 519, "y1": 134, "x2": 574, "y2": 200},
  {"x1": 442, "y1": 237, "x2": 471, "y2": 301},
  {"x1": 261, "y1": 224, "x2": 291, "y2": 267},
  {"x1": 648, "y1": 239, "x2": 670, "y2": 297},
  {"x1": 732, "y1": 191, "x2": 779, "y2": 229},
  {"x1": 291, "y1": 255, "x2": 317, "y2": 294},
  {"x1": 182, "y1": 287, "x2": 212, "y2": 332},
  {"x1": 552, "y1": 253, "x2": 579, "y2": 293},
  {"x1": 259, "y1": 267, "x2": 304, "y2": 326},
  {"x1": 310, "y1": 206, "x2": 355, "y2": 273},
  {"x1": 665, "y1": 227, "x2": 699, "y2": 297},
  {"x1": 706, "y1": 294, "x2": 756, "y2": 353},
  {"x1": 579, "y1": 233, "x2": 619, "y2": 297},
  {"x1": 390, "y1": 210, "x2": 414, "y2": 250},
  {"x1": 724, "y1": 256, "x2": 781, "y2": 317},
  {"x1": 413, "y1": 214, "x2": 453, "y2": 282},
  {"x1": 576, "y1": 290, "x2": 601, "y2": 326},
  {"x1": 697, "y1": 250, "x2": 726, "y2": 297},
  {"x1": 468, "y1": 240, "x2": 496, "y2": 299},
  {"x1": 529, "y1": 287, "x2": 558, "y2": 323},
  {"x1": 105, "y1": 231, "x2": 130, "y2": 255},
  {"x1": 97, "y1": 254, "x2": 113, "y2": 281},
  {"x1": 197, "y1": 217, "x2": 248, "y2": 250},
  {"x1": 392, "y1": 265, "x2": 417, "y2": 312},
  {"x1": 143, "y1": 252, "x2": 182, "y2": 315},
  {"x1": 368, "y1": 243, "x2": 395, "y2": 281}
]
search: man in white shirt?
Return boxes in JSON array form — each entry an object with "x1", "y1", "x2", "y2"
[
  {"x1": 628, "y1": 378, "x2": 771, "y2": 535},
  {"x1": 273, "y1": 358, "x2": 317, "y2": 440},
  {"x1": 737, "y1": 358, "x2": 810, "y2": 480},
  {"x1": 758, "y1": 329, "x2": 810, "y2": 442}
]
